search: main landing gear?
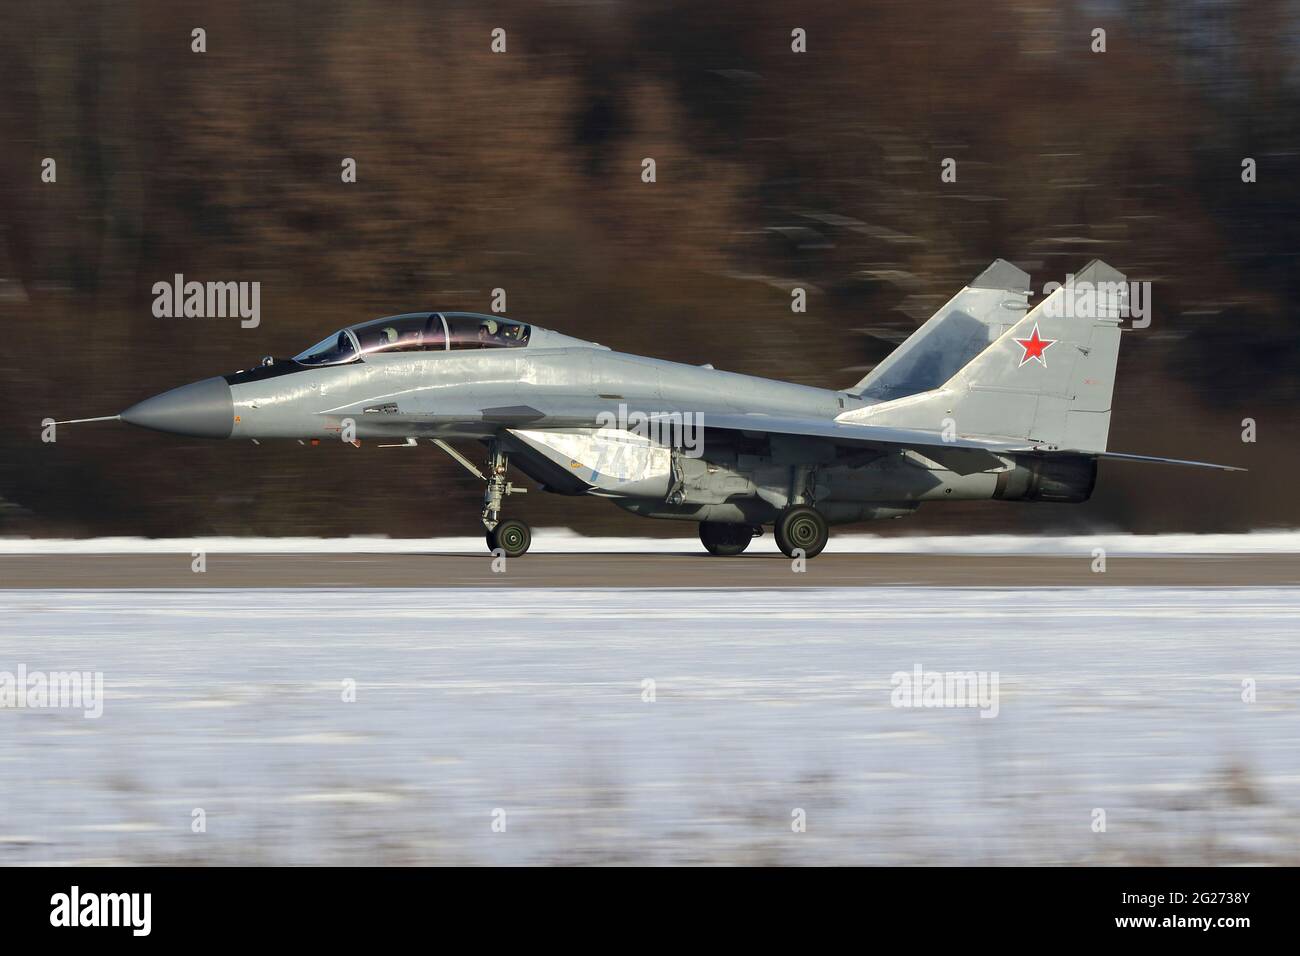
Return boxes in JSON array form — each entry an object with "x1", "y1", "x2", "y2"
[
  {"x1": 701, "y1": 465, "x2": 830, "y2": 559},
  {"x1": 698, "y1": 505, "x2": 830, "y2": 559},
  {"x1": 698, "y1": 521, "x2": 760, "y2": 556},
  {"x1": 774, "y1": 505, "x2": 828, "y2": 559},
  {"x1": 433, "y1": 438, "x2": 532, "y2": 557},
  {"x1": 771, "y1": 465, "x2": 830, "y2": 558},
  {"x1": 696, "y1": 509, "x2": 826, "y2": 561}
]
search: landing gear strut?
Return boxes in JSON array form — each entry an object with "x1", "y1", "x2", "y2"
[
  {"x1": 774, "y1": 505, "x2": 828, "y2": 559},
  {"x1": 480, "y1": 442, "x2": 530, "y2": 557},
  {"x1": 432, "y1": 437, "x2": 531, "y2": 557}
]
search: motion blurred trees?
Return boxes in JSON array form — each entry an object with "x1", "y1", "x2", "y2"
[{"x1": 1, "y1": 0, "x2": 1296, "y2": 536}]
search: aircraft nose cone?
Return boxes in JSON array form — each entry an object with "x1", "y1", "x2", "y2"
[{"x1": 121, "y1": 376, "x2": 234, "y2": 438}]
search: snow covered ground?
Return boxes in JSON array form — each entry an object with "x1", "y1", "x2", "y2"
[
  {"x1": 1, "y1": 586, "x2": 1297, "y2": 865},
  {"x1": 3, "y1": 529, "x2": 1300, "y2": 555}
]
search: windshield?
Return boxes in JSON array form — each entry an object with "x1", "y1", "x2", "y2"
[{"x1": 293, "y1": 329, "x2": 359, "y2": 366}]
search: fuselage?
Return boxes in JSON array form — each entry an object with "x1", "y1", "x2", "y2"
[
  {"x1": 225, "y1": 332, "x2": 863, "y2": 442},
  {"x1": 117, "y1": 311, "x2": 1095, "y2": 532},
  {"x1": 97, "y1": 263, "x2": 1239, "y2": 559}
]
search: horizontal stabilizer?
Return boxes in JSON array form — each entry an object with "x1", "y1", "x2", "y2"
[{"x1": 1093, "y1": 451, "x2": 1246, "y2": 472}]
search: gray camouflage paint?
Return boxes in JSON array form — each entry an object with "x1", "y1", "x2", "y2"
[{"x1": 108, "y1": 260, "x2": 1240, "y2": 532}]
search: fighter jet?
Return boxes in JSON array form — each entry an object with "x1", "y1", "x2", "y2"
[{"x1": 57, "y1": 259, "x2": 1242, "y2": 558}]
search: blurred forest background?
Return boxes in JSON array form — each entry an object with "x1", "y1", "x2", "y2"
[{"x1": 1, "y1": 0, "x2": 1297, "y2": 538}]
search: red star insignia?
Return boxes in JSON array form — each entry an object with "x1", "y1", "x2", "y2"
[{"x1": 1014, "y1": 323, "x2": 1056, "y2": 367}]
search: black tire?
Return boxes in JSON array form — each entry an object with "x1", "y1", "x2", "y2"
[
  {"x1": 488, "y1": 519, "x2": 531, "y2": 558},
  {"x1": 774, "y1": 505, "x2": 828, "y2": 559},
  {"x1": 699, "y1": 521, "x2": 754, "y2": 556}
]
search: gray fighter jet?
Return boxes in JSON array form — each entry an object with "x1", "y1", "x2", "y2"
[{"x1": 58, "y1": 259, "x2": 1242, "y2": 558}]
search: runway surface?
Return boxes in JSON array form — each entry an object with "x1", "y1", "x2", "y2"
[
  {"x1": 1, "y1": 586, "x2": 1297, "y2": 865},
  {"x1": 4, "y1": 535, "x2": 1297, "y2": 863},
  {"x1": 3, "y1": 552, "x2": 1300, "y2": 588}
]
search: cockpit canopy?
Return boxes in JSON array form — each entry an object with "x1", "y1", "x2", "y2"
[{"x1": 293, "y1": 312, "x2": 531, "y2": 366}]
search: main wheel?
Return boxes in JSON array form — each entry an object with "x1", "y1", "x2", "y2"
[
  {"x1": 699, "y1": 521, "x2": 754, "y2": 556},
  {"x1": 487, "y1": 519, "x2": 531, "y2": 558},
  {"x1": 774, "y1": 505, "x2": 828, "y2": 559}
]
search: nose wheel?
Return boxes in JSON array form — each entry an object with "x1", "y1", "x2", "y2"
[{"x1": 487, "y1": 519, "x2": 531, "y2": 558}]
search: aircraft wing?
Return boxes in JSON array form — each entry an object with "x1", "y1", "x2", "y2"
[
  {"x1": 651, "y1": 412, "x2": 1245, "y2": 474},
  {"x1": 328, "y1": 392, "x2": 1243, "y2": 474},
  {"x1": 328, "y1": 392, "x2": 1025, "y2": 473},
  {"x1": 650, "y1": 411, "x2": 1033, "y2": 475}
]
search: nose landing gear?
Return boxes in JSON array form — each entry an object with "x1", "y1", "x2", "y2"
[
  {"x1": 480, "y1": 441, "x2": 531, "y2": 557},
  {"x1": 432, "y1": 437, "x2": 532, "y2": 557}
]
